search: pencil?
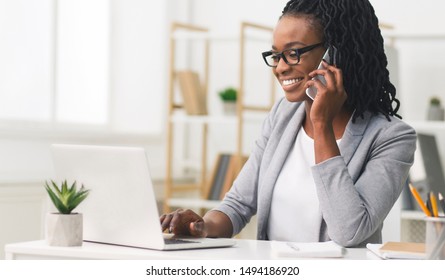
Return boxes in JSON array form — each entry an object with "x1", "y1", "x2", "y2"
[
  {"x1": 430, "y1": 191, "x2": 439, "y2": 217},
  {"x1": 409, "y1": 184, "x2": 432, "y2": 217},
  {"x1": 439, "y1": 193, "x2": 445, "y2": 215},
  {"x1": 426, "y1": 195, "x2": 432, "y2": 214}
]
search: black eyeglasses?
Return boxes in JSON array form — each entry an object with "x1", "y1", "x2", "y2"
[{"x1": 262, "y1": 42, "x2": 324, "y2": 67}]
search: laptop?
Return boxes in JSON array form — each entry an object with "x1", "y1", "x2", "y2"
[
  {"x1": 408, "y1": 133, "x2": 445, "y2": 210},
  {"x1": 417, "y1": 133, "x2": 445, "y2": 194},
  {"x1": 51, "y1": 144, "x2": 236, "y2": 250}
]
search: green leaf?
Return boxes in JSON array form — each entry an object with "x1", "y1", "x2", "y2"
[
  {"x1": 44, "y1": 180, "x2": 90, "y2": 214},
  {"x1": 218, "y1": 87, "x2": 237, "y2": 101},
  {"x1": 50, "y1": 180, "x2": 62, "y2": 197}
]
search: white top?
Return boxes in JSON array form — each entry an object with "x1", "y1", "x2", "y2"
[
  {"x1": 267, "y1": 127, "x2": 321, "y2": 242},
  {"x1": 267, "y1": 127, "x2": 342, "y2": 242}
]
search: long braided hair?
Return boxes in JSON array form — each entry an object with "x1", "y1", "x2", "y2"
[{"x1": 282, "y1": 0, "x2": 400, "y2": 121}]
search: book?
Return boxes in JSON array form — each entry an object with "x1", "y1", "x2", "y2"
[
  {"x1": 176, "y1": 70, "x2": 207, "y2": 115},
  {"x1": 219, "y1": 155, "x2": 248, "y2": 200},
  {"x1": 366, "y1": 242, "x2": 426, "y2": 259},
  {"x1": 219, "y1": 155, "x2": 236, "y2": 200},
  {"x1": 205, "y1": 154, "x2": 249, "y2": 201},
  {"x1": 207, "y1": 154, "x2": 231, "y2": 200}
]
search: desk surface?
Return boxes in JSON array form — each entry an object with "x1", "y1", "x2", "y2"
[{"x1": 5, "y1": 239, "x2": 380, "y2": 260}]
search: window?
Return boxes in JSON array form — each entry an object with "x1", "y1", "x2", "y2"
[
  {"x1": 0, "y1": 0, "x2": 167, "y2": 135},
  {"x1": 0, "y1": 0, "x2": 53, "y2": 122},
  {"x1": 56, "y1": 0, "x2": 110, "y2": 125}
]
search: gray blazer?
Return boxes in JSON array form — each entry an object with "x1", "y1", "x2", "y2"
[{"x1": 215, "y1": 97, "x2": 416, "y2": 247}]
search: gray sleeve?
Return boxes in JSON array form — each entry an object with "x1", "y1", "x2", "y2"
[
  {"x1": 213, "y1": 98, "x2": 284, "y2": 236},
  {"x1": 312, "y1": 119, "x2": 416, "y2": 247}
]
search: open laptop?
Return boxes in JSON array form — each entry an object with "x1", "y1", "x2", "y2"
[
  {"x1": 51, "y1": 144, "x2": 236, "y2": 250},
  {"x1": 408, "y1": 133, "x2": 445, "y2": 210},
  {"x1": 417, "y1": 133, "x2": 445, "y2": 194}
]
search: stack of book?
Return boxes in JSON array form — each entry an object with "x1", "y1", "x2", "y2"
[{"x1": 206, "y1": 154, "x2": 248, "y2": 200}]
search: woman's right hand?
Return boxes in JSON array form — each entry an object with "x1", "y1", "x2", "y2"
[{"x1": 160, "y1": 209, "x2": 207, "y2": 237}]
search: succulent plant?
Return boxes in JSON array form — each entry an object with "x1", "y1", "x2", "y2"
[
  {"x1": 45, "y1": 180, "x2": 90, "y2": 214},
  {"x1": 430, "y1": 97, "x2": 441, "y2": 106},
  {"x1": 218, "y1": 87, "x2": 237, "y2": 102}
]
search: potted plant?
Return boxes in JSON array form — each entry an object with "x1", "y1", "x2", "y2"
[
  {"x1": 45, "y1": 180, "x2": 90, "y2": 246},
  {"x1": 218, "y1": 87, "x2": 237, "y2": 115},
  {"x1": 427, "y1": 96, "x2": 444, "y2": 121}
]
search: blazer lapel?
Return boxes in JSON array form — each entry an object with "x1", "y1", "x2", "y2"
[
  {"x1": 256, "y1": 108, "x2": 372, "y2": 239},
  {"x1": 257, "y1": 104, "x2": 306, "y2": 238}
]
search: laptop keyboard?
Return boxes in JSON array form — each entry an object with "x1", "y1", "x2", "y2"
[{"x1": 164, "y1": 238, "x2": 200, "y2": 245}]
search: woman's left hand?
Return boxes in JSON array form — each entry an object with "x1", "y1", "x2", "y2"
[{"x1": 306, "y1": 61, "x2": 348, "y2": 126}]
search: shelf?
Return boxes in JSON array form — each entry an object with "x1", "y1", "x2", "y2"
[
  {"x1": 405, "y1": 120, "x2": 445, "y2": 131},
  {"x1": 164, "y1": 21, "x2": 274, "y2": 213},
  {"x1": 172, "y1": 32, "x2": 270, "y2": 42},
  {"x1": 170, "y1": 114, "x2": 237, "y2": 125},
  {"x1": 167, "y1": 198, "x2": 220, "y2": 209},
  {"x1": 401, "y1": 210, "x2": 427, "y2": 221},
  {"x1": 179, "y1": 159, "x2": 202, "y2": 170},
  {"x1": 172, "y1": 22, "x2": 272, "y2": 42},
  {"x1": 170, "y1": 113, "x2": 267, "y2": 125},
  {"x1": 382, "y1": 31, "x2": 445, "y2": 41}
]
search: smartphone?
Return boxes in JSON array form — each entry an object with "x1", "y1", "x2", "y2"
[{"x1": 305, "y1": 46, "x2": 336, "y2": 100}]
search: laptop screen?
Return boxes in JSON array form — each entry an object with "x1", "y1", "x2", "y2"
[
  {"x1": 51, "y1": 144, "x2": 166, "y2": 249},
  {"x1": 408, "y1": 133, "x2": 445, "y2": 210},
  {"x1": 417, "y1": 133, "x2": 445, "y2": 194}
]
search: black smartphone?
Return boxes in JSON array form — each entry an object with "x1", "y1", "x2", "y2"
[{"x1": 305, "y1": 46, "x2": 337, "y2": 100}]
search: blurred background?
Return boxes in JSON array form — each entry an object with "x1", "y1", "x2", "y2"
[{"x1": 1, "y1": 0, "x2": 445, "y2": 258}]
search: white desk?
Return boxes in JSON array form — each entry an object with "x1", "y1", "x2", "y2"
[{"x1": 5, "y1": 239, "x2": 379, "y2": 260}]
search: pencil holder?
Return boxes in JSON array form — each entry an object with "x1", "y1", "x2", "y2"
[{"x1": 425, "y1": 217, "x2": 445, "y2": 259}]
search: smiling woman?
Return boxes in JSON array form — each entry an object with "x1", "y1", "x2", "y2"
[{"x1": 161, "y1": 0, "x2": 417, "y2": 248}]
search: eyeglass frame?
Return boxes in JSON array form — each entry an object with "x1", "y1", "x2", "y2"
[{"x1": 261, "y1": 42, "x2": 325, "y2": 67}]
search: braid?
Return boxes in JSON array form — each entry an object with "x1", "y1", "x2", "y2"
[{"x1": 282, "y1": 0, "x2": 401, "y2": 121}]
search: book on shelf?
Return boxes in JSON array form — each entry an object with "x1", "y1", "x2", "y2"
[
  {"x1": 205, "y1": 154, "x2": 248, "y2": 201},
  {"x1": 176, "y1": 70, "x2": 207, "y2": 115},
  {"x1": 219, "y1": 155, "x2": 248, "y2": 200},
  {"x1": 207, "y1": 154, "x2": 231, "y2": 200}
]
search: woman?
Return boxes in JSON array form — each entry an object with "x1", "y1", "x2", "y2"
[{"x1": 161, "y1": 0, "x2": 416, "y2": 247}]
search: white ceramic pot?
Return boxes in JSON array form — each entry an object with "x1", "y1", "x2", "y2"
[
  {"x1": 427, "y1": 105, "x2": 445, "y2": 121},
  {"x1": 222, "y1": 101, "x2": 237, "y2": 115},
  {"x1": 46, "y1": 212, "x2": 83, "y2": 246}
]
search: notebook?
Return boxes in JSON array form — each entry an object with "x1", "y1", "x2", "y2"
[
  {"x1": 366, "y1": 242, "x2": 426, "y2": 260},
  {"x1": 271, "y1": 241, "x2": 344, "y2": 258},
  {"x1": 51, "y1": 144, "x2": 236, "y2": 250}
]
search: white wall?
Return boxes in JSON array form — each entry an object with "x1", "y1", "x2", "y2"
[{"x1": 110, "y1": 0, "x2": 168, "y2": 134}]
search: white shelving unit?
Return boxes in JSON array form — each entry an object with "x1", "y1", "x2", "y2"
[
  {"x1": 406, "y1": 120, "x2": 445, "y2": 132},
  {"x1": 164, "y1": 22, "x2": 275, "y2": 213},
  {"x1": 401, "y1": 119, "x2": 445, "y2": 242},
  {"x1": 383, "y1": 31, "x2": 445, "y2": 242}
]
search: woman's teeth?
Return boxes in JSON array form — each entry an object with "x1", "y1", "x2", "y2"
[{"x1": 282, "y1": 78, "x2": 302, "y2": 86}]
